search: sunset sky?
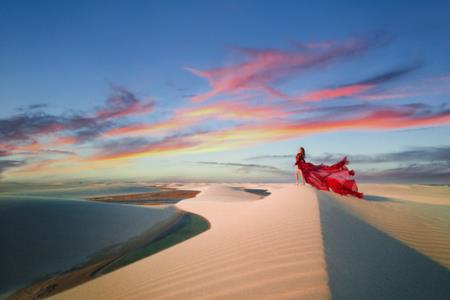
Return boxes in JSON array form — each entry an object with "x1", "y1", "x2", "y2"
[{"x1": 1, "y1": 0, "x2": 450, "y2": 183}]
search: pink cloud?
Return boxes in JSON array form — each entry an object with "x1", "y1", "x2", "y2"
[
  {"x1": 187, "y1": 38, "x2": 374, "y2": 102},
  {"x1": 301, "y1": 84, "x2": 373, "y2": 102}
]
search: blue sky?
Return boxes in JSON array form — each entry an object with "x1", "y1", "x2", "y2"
[{"x1": 1, "y1": 0, "x2": 449, "y2": 183}]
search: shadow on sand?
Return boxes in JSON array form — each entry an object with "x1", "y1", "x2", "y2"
[{"x1": 317, "y1": 192, "x2": 450, "y2": 300}]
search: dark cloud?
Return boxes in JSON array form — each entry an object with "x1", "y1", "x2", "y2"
[
  {"x1": 96, "y1": 129, "x2": 209, "y2": 155},
  {"x1": 357, "y1": 62, "x2": 423, "y2": 86},
  {"x1": 0, "y1": 111, "x2": 112, "y2": 145},
  {"x1": 312, "y1": 146, "x2": 450, "y2": 164},
  {"x1": 69, "y1": 122, "x2": 114, "y2": 143},
  {"x1": 359, "y1": 162, "x2": 450, "y2": 184},
  {"x1": 0, "y1": 112, "x2": 62, "y2": 142},
  {"x1": 97, "y1": 137, "x2": 150, "y2": 156},
  {"x1": 292, "y1": 103, "x2": 376, "y2": 119},
  {"x1": 292, "y1": 31, "x2": 390, "y2": 52},
  {"x1": 18, "y1": 103, "x2": 49, "y2": 111},
  {"x1": 44, "y1": 149, "x2": 76, "y2": 155},
  {"x1": 17, "y1": 149, "x2": 76, "y2": 156},
  {"x1": 0, "y1": 150, "x2": 12, "y2": 157},
  {"x1": 182, "y1": 94, "x2": 197, "y2": 99},
  {"x1": 292, "y1": 102, "x2": 445, "y2": 122},
  {"x1": 91, "y1": 133, "x2": 201, "y2": 160},
  {"x1": 0, "y1": 160, "x2": 26, "y2": 177},
  {"x1": 95, "y1": 87, "x2": 154, "y2": 120},
  {"x1": 0, "y1": 88, "x2": 151, "y2": 148},
  {"x1": 304, "y1": 62, "x2": 423, "y2": 100}
]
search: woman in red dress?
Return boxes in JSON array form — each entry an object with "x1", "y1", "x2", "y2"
[{"x1": 294, "y1": 147, "x2": 363, "y2": 199}]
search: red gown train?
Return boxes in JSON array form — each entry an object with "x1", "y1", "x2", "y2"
[{"x1": 297, "y1": 157, "x2": 363, "y2": 199}]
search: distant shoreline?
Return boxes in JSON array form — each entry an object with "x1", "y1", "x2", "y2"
[{"x1": 86, "y1": 188, "x2": 200, "y2": 206}]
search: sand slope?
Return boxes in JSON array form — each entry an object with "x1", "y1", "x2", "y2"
[
  {"x1": 327, "y1": 185, "x2": 450, "y2": 269},
  {"x1": 52, "y1": 185, "x2": 330, "y2": 300},
  {"x1": 317, "y1": 191, "x2": 450, "y2": 300}
]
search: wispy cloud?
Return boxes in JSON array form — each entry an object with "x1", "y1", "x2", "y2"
[
  {"x1": 178, "y1": 99, "x2": 290, "y2": 120},
  {"x1": 298, "y1": 62, "x2": 422, "y2": 102},
  {"x1": 359, "y1": 163, "x2": 450, "y2": 184},
  {"x1": 359, "y1": 73, "x2": 450, "y2": 101},
  {"x1": 248, "y1": 154, "x2": 292, "y2": 160},
  {"x1": 187, "y1": 35, "x2": 384, "y2": 102},
  {"x1": 95, "y1": 87, "x2": 154, "y2": 120},
  {"x1": 199, "y1": 103, "x2": 450, "y2": 147},
  {"x1": 89, "y1": 103, "x2": 450, "y2": 161},
  {"x1": 0, "y1": 88, "x2": 152, "y2": 154},
  {"x1": 2, "y1": 34, "x2": 450, "y2": 183},
  {"x1": 312, "y1": 146, "x2": 450, "y2": 164},
  {"x1": 197, "y1": 161, "x2": 280, "y2": 170},
  {"x1": 197, "y1": 161, "x2": 291, "y2": 176},
  {"x1": 301, "y1": 84, "x2": 373, "y2": 102},
  {"x1": 89, "y1": 134, "x2": 203, "y2": 161},
  {"x1": 103, "y1": 98, "x2": 290, "y2": 138},
  {"x1": 14, "y1": 149, "x2": 77, "y2": 157},
  {"x1": 17, "y1": 103, "x2": 49, "y2": 111},
  {"x1": 251, "y1": 146, "x2": 450, "y2": 163}
]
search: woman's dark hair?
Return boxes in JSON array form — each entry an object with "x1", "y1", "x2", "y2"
[{"x1": 300, "y1": 147, "x2": 305, "y2": 159}]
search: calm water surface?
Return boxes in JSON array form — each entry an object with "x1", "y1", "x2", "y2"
[{"x1": 0, "y1": 184, "x2": 181, "y2": 298}]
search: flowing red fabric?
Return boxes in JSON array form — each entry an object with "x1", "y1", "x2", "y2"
[{"x1": 298, "y1": 157, "x2": 363, "y2": 199}]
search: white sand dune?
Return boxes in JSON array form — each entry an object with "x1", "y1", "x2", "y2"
[
  {"x1": 51, "y1": 184, "x2": 450, "y2": 300},
  {"x1": 189, "y1": 184, "x2": 262, "y2": 202},
  {"x1": 52, "y1": 185, "x2": 330, "y2": 300}
]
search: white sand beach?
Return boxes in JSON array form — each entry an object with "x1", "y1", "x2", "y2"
[{"x1": 51, "y1": 183, "x2": 450, "y2": 300}]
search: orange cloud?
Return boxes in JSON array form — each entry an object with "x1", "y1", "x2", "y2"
[
  {"x1": 89, "y1": 105, "x2": 450, "y2": 162},
  {"x1": 50, "y1": 136, "x2": 79, "y2": 147},
  {"x1": 12, "y1": 141, "x2": 44, "y2": 153},
  {"x1": 103, "y1": 99, "x2": 290, "y2": 138},
  {"x1": 179, "y1": 100, "x2": 290, "y2": 120}
]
